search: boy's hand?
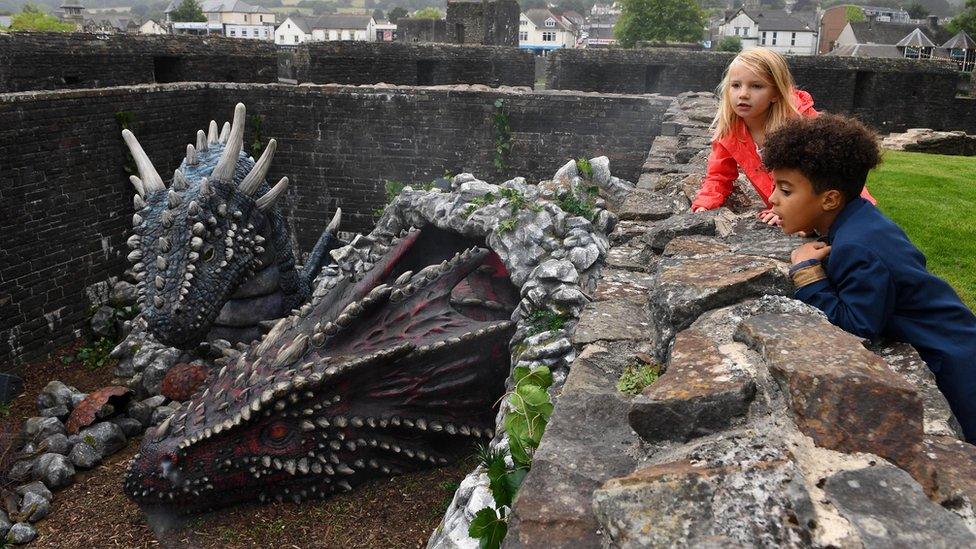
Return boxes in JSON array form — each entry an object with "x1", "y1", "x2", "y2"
[
  {"x1": 791, "y1": 241, "x2": 831, "y2": 264},
  {"x1": 757, "y1": 209, "x2": 782, "y2": 226}
]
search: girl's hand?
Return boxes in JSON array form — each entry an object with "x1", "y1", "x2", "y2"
[
  {"x1": 757, "y1": 209, "x2": 781, "y2": 226},
  {"x1": 691, "y1": 206, "x2": 708, "y2": 213}
]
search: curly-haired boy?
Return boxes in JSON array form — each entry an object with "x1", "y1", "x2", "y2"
[{"x1": 763, "y1": 114, "x2": 976, "y2": 442}]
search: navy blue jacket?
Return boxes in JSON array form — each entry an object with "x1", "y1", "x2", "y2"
[{"x1": 795, "y1": 198, "x2": 976, "y2": 374}]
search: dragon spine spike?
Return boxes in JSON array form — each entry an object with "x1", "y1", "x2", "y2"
[
  {"x1": 218, "y1": 121, "x2": 231, "y2": 144},
  {"x1": 129, "y1": 175, "x2": 146, "y2": 197},
  {"x1": 256, "y1": 177, "x2": 288, "y2": 212},
  {"x1": 168, "y1": 189, "x2": 182, "y2": 209},
  {"x1": 133, "y1": 194, "x2": 145, "y2": 210},
  {"x1": 212, "y1": 103, "x2": 246, "y2": 182},
  {"x1": 173, "y1": 170, "x2": 189, "y2": 191},
  {"x1": 186, "y1": 144, "x2": 196, "y2": 166},
  {"x1": 200, "y1": 177, "x2": 211, "y2": 196},
  {"x1": 207, "y1": 120, "x2": 218, "y2": 144},
  {"x1": 239, "y1": 138, "x2": 277, "y2": 196},
  {"x1": 196, "y1": 129, "x2": 207, "y2": 151},
  {"x1": 121, "y1": 129, "x2": 166, "y2": 193}
]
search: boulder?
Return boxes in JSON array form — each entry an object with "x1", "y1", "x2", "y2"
[
  {"x1": 18, "y1": 492, "x2": 49, "y2": 522},
  {"x1": 15, "y1": 482, "x2": 51, "y2": 504},
  {"x1": 6, "y1": 523, "x2": 36, "y2": 545},
  {"x1": 77, "y1": 421, "x2": 127, "y2": 459},
  {"x1": 572, "y1": 295, "x2": 652, "y2": 346},
  {"x1": 22, "y1": 417, "x2": 66, "y2": 443},
  {"x1": 109, "y1": 280, "x2": 139, "y2": 307},
  {"x1": 126, "y1": 395, "x2": 167, "y2": 427},
  {"x1": 68, "y1": 442, "x2": 99, "y2": 469},
  {"x1": 32, "y1": 453, "x2": 74, "y2": 489},
  {"x1": 641, "y1": 210, "x2": 719, "y2": 254},
  {"x1": 0, "y1": 510, "x2": 9, "y2": 539},
  {"x1": 90, "y1": 305, "x2": 117, "y2": 338},
  {"x1": 36, "y1": 381, "x2": 82, "y2": 412},
  {"x1": 735, "y1": 314, "x2": 923, "y2": 470},
  {"x1": 36, "y1": 433, "x2": 69, "y2": 455},
  {"x1": 111, "y1": 417, "x2": 145, "y2": 438}
]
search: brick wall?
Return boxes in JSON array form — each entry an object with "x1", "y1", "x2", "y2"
[
  {"x1": 294, "y1": 42, "x2": 534, "y2": 87},
  {"x1": 546, "y1": 48, "x2": 976, "y2": 133},
  {"x1": 0, "y1": 33, "x2": 278, "y2": 93},
  {"x1": 0, "y1": 83, "x2": 668, "y2": 369},
  {"x1": 446, "y1": 0, "x2": 520, "y2": 46}
]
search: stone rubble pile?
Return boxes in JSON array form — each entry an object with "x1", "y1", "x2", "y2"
[
  {"x1": 882, "y1": 128, "x2": 976, "y2": 156},
  {"x1": 482, "y1": 92, "x2": 976, "y2": 548}
]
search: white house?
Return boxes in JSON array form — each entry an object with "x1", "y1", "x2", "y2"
[
  {"x1": 310, "y1": 15, "x2": 375, "y2": 41},
  {"x1": 718, "y1": 9, "x2": 817, "y2": 55},
  {"x1": 139, "y1": 19, "x2": 168, "y2": 34},
  {"x1": 275, "y1": 14, "x2": 376, "y2": 44},
  {"x1": 276, "y1": 16, "x2": 311, "y2": 45},
  {"x1": 166, "y1": 0, "x2": 275, "y2": 39},
  {"x1": 519, "y1": 9, "x2": 580, "y2": 55},
  {"x1": 374, "y1": 20, "x2": 396, "y2": 42}
]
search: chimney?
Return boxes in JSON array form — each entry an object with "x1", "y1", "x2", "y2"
[{"x1": 927, "y1": 15, "x2": 938, "y2": 30}]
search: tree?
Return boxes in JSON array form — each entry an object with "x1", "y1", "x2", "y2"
[
  {"x1": 614, "y1": 0, "x2": 704, "y2": 48},
  {"x1": 906, "y1": 1, "x2": 929, "y2": 19},
  {"x1": 9, "y1": 3, "x2": 75, "y2": 31},
  {"x1": 170, "y1": 0, "x2": 206, "y2": 22},
  {"x1": 845, "y1": 5, "x2": 865, "y2": 22},
  {"x1": 412, "y1": 7, "x2": 442, "y2": 19},
  {"x1": 372, "y1": 7, "x2": 384, "y2": 20},
  {"x1": 716, "y1": 35, "x2": 742, "y2": 52},
  {"x1": 387, "y1": 6, "x2": 407, "y2": 23},
  {"x1": 948, "y1": 0, "x2": 976, "y2": 38}
]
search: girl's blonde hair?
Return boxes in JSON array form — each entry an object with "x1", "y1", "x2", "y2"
[{"x1": 711, "y1": 48, "x2": 801, "y2": 140}]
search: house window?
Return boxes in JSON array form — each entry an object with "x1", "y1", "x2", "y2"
[
  {"x1": 791, "y1": 32, "x2": 796, "y2": 46},
  {"x1": 771, "y1": 31, "x2": 777, "y2": 45},
  {"x1": 542, "y1": 31, "x2": 556, "y2": 41},
  {"x1": 545, "y1": 19, "x2": 555, "y2": 27},
  {"x1": 294, "y1": 35, "x2": 298, "y2": 43},
  {"x1": 519, "y1": 31, "x2": 528, "y2": 41},
  {"x1": 259, "y1": 15, "x2": 263, "y2": 22},
  {"x1": 761, "y1": 31, "x2": 766, "y2": 45},
  {"x1": 230, "y1": 29, "x2": 236, "y2": 36},
  {"x1": 520, "y1": 19, "x2": 527, "y2": 26}
]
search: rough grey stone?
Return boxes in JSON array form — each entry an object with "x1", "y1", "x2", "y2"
[
  {"x1": 90, "y1": 305, "x2": 117, "y2": 338},
  {"x1": 18, "y1": 492, "x2": 49, "y2": 522},
  {"x1": 15, "y1": 482, "x2": 52, "y2": 503},
  {"x1": 150, "y1": 404, "x2": 177, "y2": 425},
  {"x1": 22, "y1": 417, "x2": 66, "y2": 443},
  {"x1": 140, "y1": 348, "x2": 181, "y2": 395},
  {"x1": 617, "y1": 190, "x2": 687, "y2": 222},
  {"x1": 32, "y1": 453, "x2": 74, "y2": 489},
  {"x1": 109, "y1": 280, "x2": 139, "y2": 307},
  {"x1": 825, "y1": 465, "x2": 976, "y2": 547},
  {"x1": 573, "y1": 295, "x2": 652, "y2": 345},
  {"x1": 69, "y1": 442, "x2": 99, "y2": 469},
  {"x1": 6, "y1": 460, "x2": 33, "y2": 484},
  {"x1": 37, "y1": 433, "x2": 69, "y2": 455},
  {"x1": 594, "y1": 458, "x2": 814, "y2": 548},
  {"x1": 0, "y1": 511, "x2": 9, "y2": 539},
  {"x1": 6, "y1": 522, "x2": 36, "y2": 545},
  {"x1": 78, "y1": 421, "x2": 127, "y2": 459},
  {"x1": 111, "y1": 416, "x2": 145, "y2": 438},
  {"x1": 36, "y1": 380, "x2": 82, "y2": 411},
  {"x1": 641, "y1": 210, "x2": 719, "y2": 254},
  {"x1": 37, "y1": 405, "x2": 69, "y2": 419}
]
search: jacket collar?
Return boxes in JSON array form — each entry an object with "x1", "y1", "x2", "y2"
[{"x1": 827, "y1": 197, "x2": 869, "y2": 243}]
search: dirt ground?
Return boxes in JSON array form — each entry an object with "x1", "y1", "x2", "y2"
[{"x1": 2, "y1": 340, "x2": 471, "y2": 549}]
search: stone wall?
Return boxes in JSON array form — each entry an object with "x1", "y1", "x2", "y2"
[
  {"x1": 546, "y1": 48, "x2": 976, "y2": 133},
  {"x1": 293, "y1": 42, "x2": 534, "y2": 87},
  {"x1": 0, "y1": 82, "x2": 668, "y2": 369},
  {"x1": 446, "y1": 0, "x2": 520, "y2": 46},
  {"x1": 396, "y1": 18, "x2": 450, "y2": 44},
  {"x1": 0, "y1": 33, "x2": 278, "y2": 93},
  {"x1": 500, "y1": 92, "x2": 976, "y2": 548}
]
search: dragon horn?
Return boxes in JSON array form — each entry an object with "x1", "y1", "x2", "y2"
[
  {"x1": 207, "y1": 120, "x2": 218, "y2": 144},
  {"x1": 256, "y1": 176, "x2": 288, "y2": 212},
  {"x1": 211, "y1": 103, "x2": 246, "y2": 182},
  {"x1": 327, "y1": 207, "x2": 341, "y2": 234},
  {"x1": 196, "y1": 130, "x2": 207, "y2": 152},
  {"x1": 129, "y1": 175, "x2": 145, "y2": 197},
  {"x1": 122, "y1": 129, "x2": 165, "y2": 194},
  {"x1": 239, "y1": 138, "x2": 277, "y2": 196}
]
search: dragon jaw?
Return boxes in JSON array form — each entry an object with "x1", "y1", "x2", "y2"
[{"x1": 124, "y1": 227, "x2": 519, "y2": 514}]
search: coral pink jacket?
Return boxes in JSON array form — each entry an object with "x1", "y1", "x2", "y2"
[{"x1": 691, "y1": 90, "x2": 877, "y2": 211}]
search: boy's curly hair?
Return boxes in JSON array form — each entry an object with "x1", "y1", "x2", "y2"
[{"x1": 762, "y1": 114, "x2": 881, "y2": 202}]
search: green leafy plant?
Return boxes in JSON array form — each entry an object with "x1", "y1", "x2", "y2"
[
  {"x1": 616, "y1": 362, "x2": 661, "y2": 395},
  {"x1": 498, "y1": 187, "x2": 541, "y2": 215},
  {"x1": 0, "y1": 402, "x2": 11, "y2": 418},
  {"x1": 249, "y1": 114, "x2": 265, "y2": 156},
  {"x1": 525, "y1": 310, "x2": 567, "y2": 337},
  {"x1": 75, "y1": 337, "x2": 117, "y2": 371},
  {"x1": 469, "y1": 365, "x2": 552, "y2": 548},
  {"x1": 492, "y1": 99, "x2": 512, "y2": 173},
  {"x1": 83, "y1": 434, "x2": 97, "y2": 447},
  {"x1": 555, "y1": 182, "x2": 599, "y2": 222},
  {"x1": 575, "y1": 157, "x2": 593, "y2": 181},
  {"x1": 496, "y1": 218, "x2": 517, "y2": 234}
]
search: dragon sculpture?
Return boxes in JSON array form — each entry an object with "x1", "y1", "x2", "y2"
[
  {"x1": 122, "y1": 104, "x2": 525, "y2": 514},
  {"x1": 122, "y1": 103, "x2": 341, "y2": 348},
  {"x1": 124, "y1": 225, "x2": 519, "y2": 513}
]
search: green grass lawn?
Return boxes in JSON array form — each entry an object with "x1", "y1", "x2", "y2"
[{"x1": 867, "y1": 150, "x2": 976, "y2": 310}]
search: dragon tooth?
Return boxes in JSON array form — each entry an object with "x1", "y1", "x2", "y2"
[
  {"x1": 391, "y1": 416, "x2": 401, "y2": 426},
  {"x1": 188, "y1": 251, "x2": 199, "y2": 262},
  {"x1": 224, "y1": 236, "x2": 233, "y2": 247},
  {"x1": 351, "y1": 417, "x2": 364, "y2": 428},
  {"x1": 310, "y1": 333, "x2": 325, "y2": 347},
  {"x1": 366, "y1": 417, "x2": 377, "y2": 428},
  {"x1": 192, "y1": 222, "x2": 205, "y2": 237},
  {"x1": 301, "y1": 420, "x2": 315, "y2": 431},
  {"x1": 261, "y1": 456, "x2": 271, "y2": 468},
  {"x1": 273, "y1": 458, "x2": 282, "y2": 470},
  {"x1": 336, "y1": 463, "x2": 354, "y2": 475},
  {"x1": 241, "y1": 407, "x2": 251, "y2": 421},
  {"x1": 273, "y1": 334, "x2": 308, "y2": 368},
  {"x1": 335, "y1": 313, "x2": 352, "y2": 327},
  {"x1": 334, "y1": 416, "x2": 348, "y2": 428},
  {"x1": 284, "y1": 459, "x2": 297, "y2": 475},
  {"x1": 132, "y1": 213, "x2": 144, "y2": 227},
  {"x1": 345, "y1": 441, "x2": 357, "y2": 451},
  {"x1": 153, "y1": 295, "x2": 164, "y2": 308},
  {"x1": 225, "y1": 248, "x2": 234, "y2": 261},
  {"x1": 311, "y1": 462, "x2": 322, "y2": 474},
  {"x1": 338, "y1": 481, "x2": 352, "y2": 492},
  {"x1": 133, "y1": 194, "x2": 146, "y2": 210},
  {"x1": 156, "y1": 256, "x2": 167, "y2": 270},
  {"x1": 430, "y1": 421, "x2": 443, "y2": 432},
  {"x1": 217, "y1": 203, "x2": 227, "y2": 217},
  {"x1": 445, "y1": 424, "x2": 457, "y2": 435},
  {"x1": 297, "y1": 458, "x2": 309, "y2": 475},
  {"x1": 416, "y1": 418, "x2": 427, "y2": 430},
  {"x1": 127, "y1": 250, "x2": 142, "y2": 263},
  {"x1": 260, "y1": 389, "x2": 274, "y2": 404},
  {"x1": 315, "y1": 418, "x2": 330, "y2": 428},
  {"x1": 126, "y1": 234, "x2": 140, "y2": 249},
  {"x1": 251, "y1": 399, "x2": 263, "y2": 412}
]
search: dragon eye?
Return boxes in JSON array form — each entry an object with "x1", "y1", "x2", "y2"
[
  {"x1": 202, "y1": 247, "x2": 215, "y2": 262},
  {"x1": 260, "y1": 421, "x2": 298, "y2": 450}
]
